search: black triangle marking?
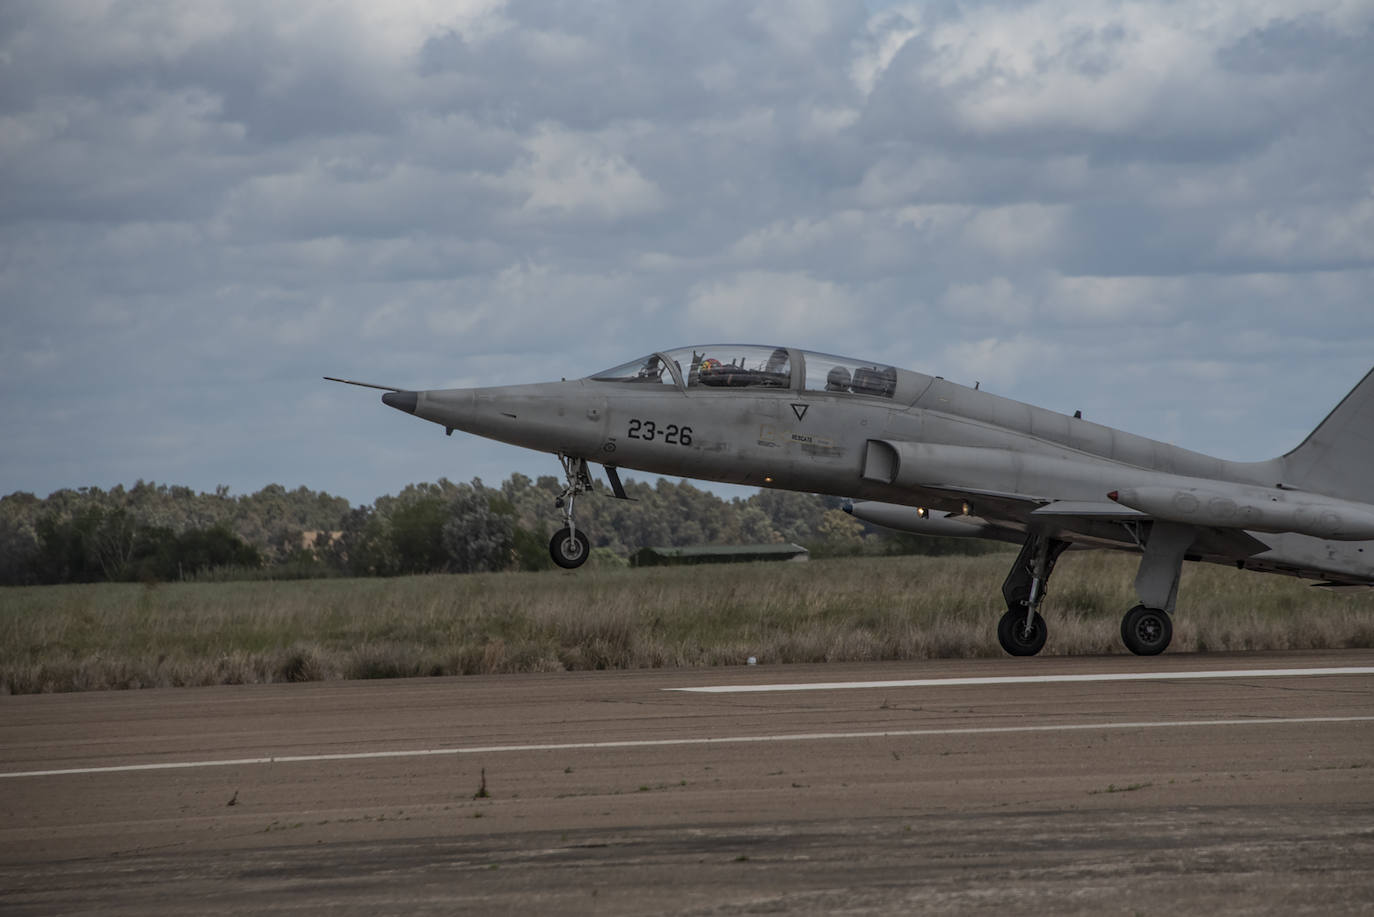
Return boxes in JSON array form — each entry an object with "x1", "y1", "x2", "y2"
[{"x1": 791, "y1": 403, "x2": 809, "y2": 421}]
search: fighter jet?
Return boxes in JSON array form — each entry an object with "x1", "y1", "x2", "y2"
[{"x1": 328, "y1": 344, "x2": 1374, "y2": 656}]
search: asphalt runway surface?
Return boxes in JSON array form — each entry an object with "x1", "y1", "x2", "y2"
[{"x1": 2, "y1": 650, "x2": 1372, "y2": 915}]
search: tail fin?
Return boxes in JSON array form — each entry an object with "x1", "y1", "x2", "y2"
[{"x1": 1282, "y1": 366, "x2": 1374, "y2": 502}]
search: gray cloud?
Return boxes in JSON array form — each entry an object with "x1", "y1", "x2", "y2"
[{"x1": 1, "y1": 0, "x2": 1371, "y2": 504}]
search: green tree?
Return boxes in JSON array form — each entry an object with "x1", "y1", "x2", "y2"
[
  {"x1": 733, "y1": 504, "x2": 782, "y2": 543},
  {"x1": 132, "y1": 526, "x2": 263, "y2": 580},
  {"x1": 441, "y1": 489, "x2": 514, "y2": 573},
  {"x1": 509, "y1": 524, "x2": 552, "y2": 571},
  {"x1": 170, "y1": 526, "x2": 263, "y2": 574},
  {"x1": 388, "y1": 494, "x2": 451, "y2": 574},
  {"x1": 32, "y1": 506, "x2": 107, "y2": 583},
  {"x1": 85, "y1": 508, "x2": 141, "y2": 580},
  {"x1": 328, "y1": 507, "x2": 397, "y2": 577},
  {"x1": 0, "y1": 515, "x2": 39, "y2": 585},
  {"x1": 818, "y1": 508, "x2": 865, "y2": 548},
  {"x1": 749, "y1": 490, "x2": 830, "y2": 544}
]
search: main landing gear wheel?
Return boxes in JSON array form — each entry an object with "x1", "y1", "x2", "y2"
[
  {"x1": 998, "y1": 609, "x2": 1048, "y2": 656},
  {"x1": 549, "y1": 527, "x2": 590, "y2": 569},
  {"x1": 1121, "y1": 605, "x2": 1172, "y2": 656}
]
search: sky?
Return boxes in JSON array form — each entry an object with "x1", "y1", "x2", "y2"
[{"x1": 2, "y1": 0, "x2": 1372, "y2": 508}]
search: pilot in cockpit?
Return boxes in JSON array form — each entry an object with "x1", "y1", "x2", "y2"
[
  {"x1": 636, "y1": 355, "x2": 664, "y2": 382},
  {"x1": 825, "y1": 365, "x2": 852, "y2": 392}
]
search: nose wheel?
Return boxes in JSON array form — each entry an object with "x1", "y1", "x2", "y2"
[
  {"x1": 550, "y1": 527, "x2": 590, "y2": 569},
  {"x1": 549, "y1": 453, "x2": 595, "y2": 569}
]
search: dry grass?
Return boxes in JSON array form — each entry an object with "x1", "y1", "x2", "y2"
[{"x1": 1, "y1": 552, "x2": 1370, "y2": 693}]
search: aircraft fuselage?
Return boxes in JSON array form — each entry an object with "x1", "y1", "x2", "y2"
[{"x1": 400, "y1": 373, "x2": 1374, "y2": 586}]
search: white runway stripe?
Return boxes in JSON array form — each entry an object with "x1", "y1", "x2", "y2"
[
  {"x1": 668, "y1": 666, "x2": 1374, "y2": 694},
  {"x1": 3, "y1": 715, "x2": 1371, "y2": 779}
]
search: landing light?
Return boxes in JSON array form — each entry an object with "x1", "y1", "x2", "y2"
[{"x1": 916, "y1": 507, "x2": 928, "y2": 518}]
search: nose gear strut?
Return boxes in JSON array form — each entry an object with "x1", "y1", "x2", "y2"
[{"x1": 549, "y1": 453, "x2": 594, "y2": 568}]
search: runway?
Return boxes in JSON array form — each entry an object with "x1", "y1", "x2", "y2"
[{"x1": 2, "y1": 650, "x2": 1372, "y2": 915}]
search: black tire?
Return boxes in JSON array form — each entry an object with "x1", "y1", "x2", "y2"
[
  {"x1": 549, "y1": 527, "x2": 590, "y2": 569},
  {"x1": 998, "y1": 608, "x2": 1048, "y2": 656},
  {"x1": 1121, "y1": 605, "x2": 1172, "y2": 656}
]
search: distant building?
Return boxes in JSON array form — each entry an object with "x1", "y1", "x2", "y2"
[{"x1": 630, "y1": 543, "x2": 810, "y2": 567}]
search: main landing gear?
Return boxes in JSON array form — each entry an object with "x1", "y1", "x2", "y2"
[
  {"x1": 1118, "y1": 522, "x2": 1192, "y2": 656},
  {"x1": 549, "y1": 453, "x2": 594, "y2": 569},
  {"x1": 996, "y1": 523, "x2": 1194, "y2": 657}
]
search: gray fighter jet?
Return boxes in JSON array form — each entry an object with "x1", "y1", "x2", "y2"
[{"x1": 329, "y1": 344, "x2": 1374, "y2": 656}]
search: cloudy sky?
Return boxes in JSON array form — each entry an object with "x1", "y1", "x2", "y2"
[{"x1": 3, "y1": 0, "x2": 1371, "y2": 507}]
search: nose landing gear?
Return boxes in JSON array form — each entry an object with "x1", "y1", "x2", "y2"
[{"x1": 550, "y1": 453, "x2": 595, "y2": 569}]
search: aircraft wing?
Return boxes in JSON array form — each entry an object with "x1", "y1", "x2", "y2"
[
  {"x1": 1030, "y1": 501, "x2": 1148, "y2": 521},
  {"x1": 905, "y1": 484, "x2": 1272, "y2": 559},
  {"x1": 1028, "y1": 499, "x2": 1272, "y2": 555},
  {"x1": 862, "y1": 441, "x2": 1282, "y2": 560}
]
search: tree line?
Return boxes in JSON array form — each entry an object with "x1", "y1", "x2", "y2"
[{"x1": 0, "y1": 476, "x2": 998, "y2": 586}]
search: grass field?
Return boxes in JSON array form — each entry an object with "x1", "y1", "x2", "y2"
[{"x1": 2, "y1": 551, "x2": 1371, "y2": 693}]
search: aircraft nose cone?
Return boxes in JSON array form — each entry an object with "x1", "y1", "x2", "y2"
[{"x1": 382, "y1": 390, "x2": 418, "y2": 414}]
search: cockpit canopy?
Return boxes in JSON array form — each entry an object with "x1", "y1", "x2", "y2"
[{"x1": 590, "y1": 345, "x2": 900, "y2": 399}]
